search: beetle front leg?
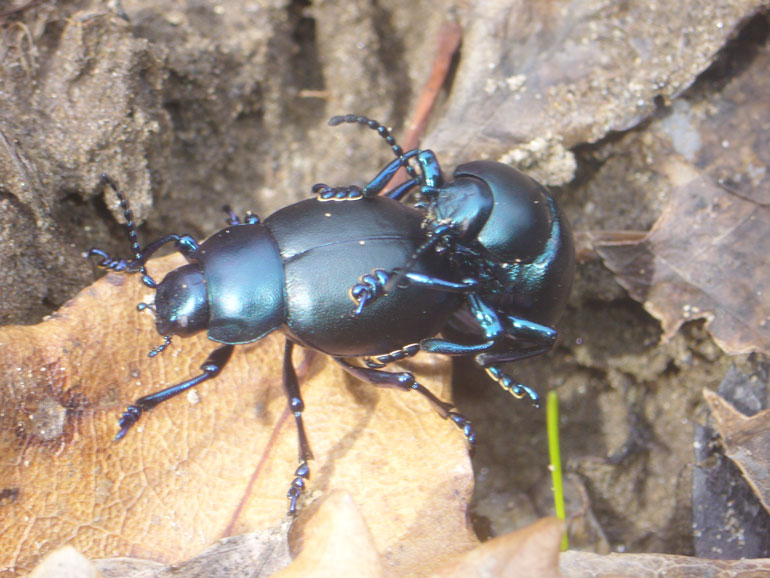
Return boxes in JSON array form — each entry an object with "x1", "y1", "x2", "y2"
[
  {"x1": 114, "y1": 344, "x2": 235, "y2": 441},
  {"x1": 419, "y1": 295, "x2": 557, "y2": 407},
  {"x1": 282, "y1": 340, "x2": 314, "y2": 515},
  {"x1": 334, "y1": 358, "x2": 475, "y2": 446}
]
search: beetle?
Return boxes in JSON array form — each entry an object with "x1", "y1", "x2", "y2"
[
  {"x1": 88, "y1": 174, "x2": 478, "y2": 514},
  {"x1": 89, "y1": 112, "x2": 574, "y2": 513},
  {"x1": 312, "y1": 115, "x2": 575, "y2": 406}
]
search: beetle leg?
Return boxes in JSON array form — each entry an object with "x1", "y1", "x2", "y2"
[
  {"x1": 349, "y1": 268, "x2": 476, "y2": 317},
  {"x1": 282, "y1": 340, "x2": 314, "y2": 515},
  {"x1": 420, "y1": 296, "x2": 557, "y2": 408},
  {"x1": 311, "y1": 183, "x2": 365, "y2": 201},
  {"x1": 422, "y1": 295, "x2": 557, "y2": 357},
  {"x1": 420, "y1": 293, "x2": 505, "y2": 356},
  {"x1": 364, "y1": 343, "x2": 420, "y2": 368},
  {"x1": 481, "y1": 365, "x2": 541, "y2": 408},
  {"x1": 114, "y1": 344, "x2": 234, "y2": 441},
  {"x1": 472, "y1": 316, "x2": 558, "y2": 408},
  {"x1": 88, "y1": 233, "x2": 199, "y2": 289},
  {"x1": 334, "y1": 358, "x2": 475, "y2": 446}
]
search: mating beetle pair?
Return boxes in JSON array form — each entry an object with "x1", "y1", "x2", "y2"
[{"x1": 89, "y1": 114, "x2": 574, "y2": 514}]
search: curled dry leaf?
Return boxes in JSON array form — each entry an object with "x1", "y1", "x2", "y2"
[
  {"x1": 276, "y1": 491, "x2": 382, "y2": 578},
  {"x1": 593, "y1": 34, "x2": 770, "y2": 355},
  {"x1": 596, "y1": 156, "x2": 770, "y2": 355},
  {"x1": 433, "y1": 517, "x2": 565, "y2": 578},
  {"x1": 25, "y1": 546, "x2": 102, "y2": 578},
  {"x1": 560, "y1": 550, "x2": 770, "y2": 578},
  {"x1": 0, "y1": 254, "x2": 475, "y2": 576},
  {"x1": 704, "y1": 389, "x2": 770, "y2": 515}
]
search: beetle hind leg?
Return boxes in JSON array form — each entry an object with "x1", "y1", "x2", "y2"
[{"x1": 334, "y1": 358, "x2": 475, "y2": 446}]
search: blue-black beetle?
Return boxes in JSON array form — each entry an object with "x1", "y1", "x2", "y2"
[
  {"x1": 89, "y1": 175, "x2": 477, "y2": 513},
  {"x1": 313, "y1": 115, "x2": 575, "y2": 404},
  {"x1": 89, "y1": 113, "x2": 574, "y2": 514}
]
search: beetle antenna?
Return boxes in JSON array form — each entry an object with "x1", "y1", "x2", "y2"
[
  {"x1": 148, "y1": 335, "x2": 173, "y2": 358},
  {"x1": 328, "y1": 114, "x2": 420, "y2": 184},
  {"x1": 98, "y1": 174, "x2": 157, "y2": 287}
]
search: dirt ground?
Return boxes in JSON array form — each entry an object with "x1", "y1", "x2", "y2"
[{"x1": 1, "y1": 0, "x2": 768, "y2": 564}]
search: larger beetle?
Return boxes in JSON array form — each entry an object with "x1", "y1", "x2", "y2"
[
  {"x1": 89, "y1": 175, "x2": 477, "y2": 513},
  {"x1": 313, "y1": 115, "x2": 575, "y2": 406}
]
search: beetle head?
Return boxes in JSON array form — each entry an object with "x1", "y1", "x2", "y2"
[{"x1": 154, "y1": 264, "x2": 209, "y2": 337}]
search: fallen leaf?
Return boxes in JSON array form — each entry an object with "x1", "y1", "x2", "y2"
[
  {"x1": 276, "y1": 491, "x2": 382, "y2": 578},
  {"x1": 704, "y1": 389, "x2": 770, "y2": 515},
  {"x1": 693, "y1": 363, "x2": 770, "y2": 559},
  {"x1": 560, "y1": 550, "x2": 770, "y2": 577},
  {"x1": 0, "y1": 254, "x2": 475, "y2": 576},
  {"x1": 426, "y1": 0, "x2": 765, "y2": 181},
  {"x1": 595, "y1": 156, "x2": 770, "y2": 355},
  {"x1": 95, "y1": 523, "x2": 291, "y2": 578},
  {"x1": 590, "y1": 30, "x2": 770, "y2": 355},
  {"x1": 25, "y1": 546, "x2": 102, "y2": 578},
  {"x1": 433, "y1": 517, "x2": 565, "y2": 578}
]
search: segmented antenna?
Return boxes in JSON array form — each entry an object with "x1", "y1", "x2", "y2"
[
  {"x1": 327, "y1": 114, "x2": 420, "y2": 184},
  {"x1": 137, "y1": 304, "x2": 174, "y2": 357},
  {"x1": 98, "y1": 174, "x2": 157, "y2": 288}
]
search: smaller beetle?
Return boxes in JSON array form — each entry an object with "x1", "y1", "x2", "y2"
[{"x1": 313, "y1": 115, "x2": 575, "y2": 406}]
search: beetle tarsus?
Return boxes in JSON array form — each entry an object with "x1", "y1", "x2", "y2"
[
  {"x1": 114, "y1": 405, "x2": 142, "y2": 441},
  {"x1": 448, "y1": 412, "x2": 476, "y2": 446},
  {"x1": 484, "y1": 366, "x2": 541, "y2": 408},
  {"x1": 364, "y1": 343, "x2": 420, "y2": 368},
  {"x1": 287, "y1": 460, "x2": 310, "y2": 515},
  {"x1": 349, "y1": 269, "x2": 391, "y2": 315},
  {"x1": 312, "y1": 182, "x2": 365, "y2": 201}
]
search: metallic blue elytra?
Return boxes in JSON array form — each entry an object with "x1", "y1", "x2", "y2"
[{"x1": 88, "y1": 113, "x2": 574, "y2": 516}]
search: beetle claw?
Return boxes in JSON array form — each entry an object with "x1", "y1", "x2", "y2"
[
  {"x1": 114, "y1": 405, "x2": 142, "y2": 441},
  {"x1": 287, "y1": 460, "x2": 310, "y2": 515}
]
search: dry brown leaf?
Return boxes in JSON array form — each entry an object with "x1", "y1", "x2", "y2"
[
  {"x1": 704, "y1": 389, "x2": 770, "y2": 515},
  {"x1": 276, "y1": 491, "x2": 382, "y2": 578},
  {"x1": 595, "y1": 157, "x2": 770, "y2": 355},
  {"x1": 560, "y1": 550, "x2": 770, "y2": 577},
  {"x1": 94, "y1": 524, "x2": 290, "y2": 578},
  {"x1": 0, "y1": 254, "x2": 475, "y2": 576},
  {"x1": 433, "y1": 517, "x2": 565, "y2": 578},
  {"x1": 591, "y1": 32, "x2": 770, "y2": 356},
  {"x1": 25, "y1": 546, "x2": 102, "y2": 578},
  {"x1": 427, "y1": 0, "x2": 765, "y2": 179}
]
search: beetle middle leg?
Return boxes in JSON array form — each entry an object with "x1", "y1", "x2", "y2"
[
  {"x1": 364, "y1": 343, "x2": 420, "y2": 368},
  {"x1": 334, "y1": 358, "x2": 475, "y2": 446},
  {"x1": 282, "y1": 340, "x2": 314, "y2": 515}
]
